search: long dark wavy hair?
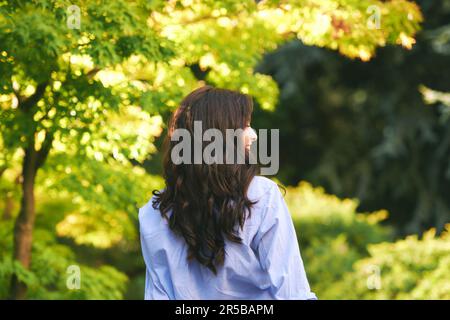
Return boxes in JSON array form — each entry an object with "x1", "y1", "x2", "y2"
[{"x1": 152, "y1": 85, "x2": 260, "y2": 275}]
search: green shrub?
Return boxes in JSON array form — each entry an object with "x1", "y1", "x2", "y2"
[
  {"x1": 0, "y1": 221, "x2": 128, "y2": 300},
  {"x1": 285, "y1": 181, "x2": 391, "y2": 299},
  {"x1": 333, "y1": 227, "x2": 450, "y2": 299},
  {"x1": 285, "y1": 181, "x2": 450, "y2": 299}
]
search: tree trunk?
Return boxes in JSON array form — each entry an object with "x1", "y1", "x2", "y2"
[
  {"x1": 9, "y1": 144, "x2": 38, "y2": 300},
  {"x1": 3, "y1": 192, "x2": 14, "y2": 220},
  {"x1": 9, "y1": 81, "x2": 51, "y2": 299}
]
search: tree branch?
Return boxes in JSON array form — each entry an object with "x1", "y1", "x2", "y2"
[
  {"x1": 36, "y1": 131, "x2": 54, "y2": 170},
  {"x1": 86, "y1": 67, "x2": 101, "y2": 79},
  {"x1": 19, "y1": 81, "x2": 49, "y2": 113}
]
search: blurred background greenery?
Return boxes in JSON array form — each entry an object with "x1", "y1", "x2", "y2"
[{"x1": 0, "y1": 0, "x2": 449, "y2": 299}]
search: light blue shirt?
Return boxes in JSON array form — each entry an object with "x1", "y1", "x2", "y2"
[{"x1": 139, "y1": 176, "x2": 317, "y2": 300}]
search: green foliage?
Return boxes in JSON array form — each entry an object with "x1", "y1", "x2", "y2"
[
  {"x1": 333, "y1": 227, "x2": 450, "y2": 299},
  {"x1": 286, "y1": 181, "x2": 450, "y2": 299},
  {"x1": 35, "y1": 158, "x2": 164, "y2": 248},
  {"x1": 285, "y1": 181, "x2": 392, "y2": 299},
  {"x1": 144, "y1": 0, "x2": 422, "y2": 110},
  {"x1": 256, "y1": 0, "x2": 450, "y2": 235},
  {"x1": 287, "y1": 181, "x2": 391, "y2": 251},
  {"x1": 0, "y1": 221, "x2": 128, "y2": 299}
]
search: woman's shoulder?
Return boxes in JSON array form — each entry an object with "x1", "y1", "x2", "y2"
[
  {"x1": 138, "y1": 193, "x2": 166, "y2": 236},
  {"x1": 247, "y1": 175, "x2": 279, "y2": 200}
]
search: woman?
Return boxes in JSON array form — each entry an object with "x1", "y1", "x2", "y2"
[{"x1": 139, "y1": 85, "x2": 316, "y2": 300}]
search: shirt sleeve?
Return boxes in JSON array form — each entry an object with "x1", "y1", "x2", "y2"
[
  {"x1": 143, "y1": 266, "x2": 169, "y2": 300},
  {"x1": 140, "y1": 206, "x2": 170, "y2": 300},
  {"x1": 252, "y1": 184, "x2": 317, "y2": 300}
]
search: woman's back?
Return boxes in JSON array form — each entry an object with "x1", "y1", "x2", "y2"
[{"x1": 139, "y1": 175, "x2": 317, "y2": 300}]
